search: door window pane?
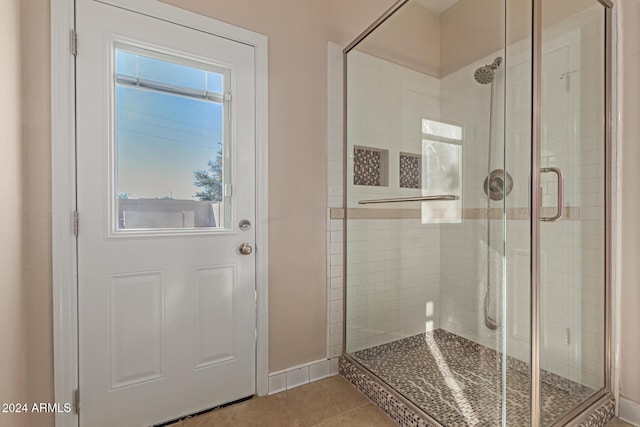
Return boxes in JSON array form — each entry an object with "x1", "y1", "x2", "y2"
[{"x1": 114, "y1": 47, "x2": 229, "y2": 231}]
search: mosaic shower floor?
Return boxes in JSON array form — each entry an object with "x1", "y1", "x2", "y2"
[{"x1": 351, "y1": 329, "x2": 595, "y2": 426}]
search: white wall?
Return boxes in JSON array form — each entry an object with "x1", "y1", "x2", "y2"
[{"x1": 618, "y1": 0, "x2": 640, "y2": 419}]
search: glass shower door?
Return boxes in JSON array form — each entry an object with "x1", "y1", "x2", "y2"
[{"x1": 536, "y1": 1, "x2": 608, "y2": 425}]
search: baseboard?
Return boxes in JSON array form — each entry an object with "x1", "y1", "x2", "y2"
[
  {"x1": 267, "y1": 357, "x2": 340, "y2": 395},
  {"x1": 619, "y1": 397, "x2": 640, "y2": 426}
]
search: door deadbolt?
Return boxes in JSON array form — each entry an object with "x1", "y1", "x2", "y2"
[
  {"x1": 239, "y1": 243, "x2": 253, "y2": 255},
  {"x1": 239, "y1": 219, "x2": 251, "y2": 231}
]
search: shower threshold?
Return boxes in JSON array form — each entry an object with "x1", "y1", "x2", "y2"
[{"x1": 340, "y1": 329, "x2": 613, "y2": 426}]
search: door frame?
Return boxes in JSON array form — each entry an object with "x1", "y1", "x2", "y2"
[{"x1": 51, "y1": 1, "x2": 269, "y2": 425}]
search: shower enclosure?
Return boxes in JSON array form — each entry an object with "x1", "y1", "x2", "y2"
[{"x1": 340, "y1": 0, "x2": 612, "y2": 425}]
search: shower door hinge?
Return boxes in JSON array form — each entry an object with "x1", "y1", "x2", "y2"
[
  {"x1": 70, "y1": 29, "x2": 78, "y2": 57},
  {"x1": 74, "y1": 388, "x2": 80, "y2": 414},
  {"x1": 73, "y1": 210, "x2": 79, "y2": 236}
]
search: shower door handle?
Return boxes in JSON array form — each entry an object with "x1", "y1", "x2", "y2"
[{"x1": 540, "y1": 167, "x2": 564, "y2": 222}]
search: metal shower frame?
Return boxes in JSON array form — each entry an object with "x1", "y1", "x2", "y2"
[{"x1": 341, "y1": 0, "x2": 614, "y2": 425}]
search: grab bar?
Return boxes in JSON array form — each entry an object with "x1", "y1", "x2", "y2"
[
  {"x1": 540, "y1": 167, "x2": 564, "y2": 222},
  {"x1": 358, "y1": 195, "x2": 459, "y2": 205}
]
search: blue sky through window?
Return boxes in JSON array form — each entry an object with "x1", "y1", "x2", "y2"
[{"x1": 115, "y1": 50, "x2": 224, "y2": 200}]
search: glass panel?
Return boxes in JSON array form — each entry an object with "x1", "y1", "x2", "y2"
[
  {"x1": 539, "y1": 2, "x2": 607, "y2": 424},
  {"x1": 504, "y1": 0, "x2": 533, "y2": 424},
  {"x1": 114, "y1": 48, "x2": 229, "y2": 231},
  {"x1": 345, "y1": 0, "x2": 515, "y2": 424}
]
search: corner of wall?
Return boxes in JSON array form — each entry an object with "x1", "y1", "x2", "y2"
[
  {"x1": 326, "y1": 40, "x2": 345, "y2": 366},
  {"x1": 619, "y1": 396, "x2": 640, "y2": 426},
  {"x1": 618, "y1": 0, "x2": 640, "y2": 410},
  {"x1": 0, "y1": 0, "x2": 27, "y2": 425},
  {"x1": 22, "y1": 0, "x2": 56, "y2": 425}
]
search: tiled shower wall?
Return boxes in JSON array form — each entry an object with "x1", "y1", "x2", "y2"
[
  {"x1": 438, "y1": 6, "x2": 606, "y2": 388},
  {"x1": 344, "y1": 49, "x2": 442, "y2": 353},
  {"x1": 326, "y1": 42, "x2": 345, "y2": 368}
]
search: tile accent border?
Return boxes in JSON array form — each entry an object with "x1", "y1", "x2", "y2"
[
  {"x1": 330, "y1": 207, "x2": 580, "y2": 220},
  {"x1": 340, "y1": 356, "x2": 439, "y2": 427},
  {"x1": 576, "y1": 398, "x2": 615, "y2": 427}
]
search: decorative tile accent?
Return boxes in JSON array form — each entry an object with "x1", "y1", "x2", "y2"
[
  {"x1": 354, "y1": 147, "x2": 387, "y2": 186},
  {"x1": 340, "y1": 357, "x2": 437, "y2": 427},
  {"x1": 400, "y1": 153, "x2": 421, "y2": 189},
  {"x1": 344, "y1": 329, "x2": 602, "y2": 426},
  {"x1": 577, "y1": 399, "x2": 615, "y2": 427}
]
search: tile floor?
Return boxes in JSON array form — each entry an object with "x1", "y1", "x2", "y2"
[
  {"x1": 168, "y1": 376, "x2": 395, "y2": 427},
  {"x1": 351, "y1": 329, "x2": 593, "y2": 426},
  {"x1": 168, "y1": 376, "x2": 632, "y2": 427},
  {"x1": 607, "y1": 420, "x2": 635, "y2": 427}
]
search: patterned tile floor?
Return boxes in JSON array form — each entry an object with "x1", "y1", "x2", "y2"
[{"x1": 352, "y1": 329, "x2": 597, "y2": 426}]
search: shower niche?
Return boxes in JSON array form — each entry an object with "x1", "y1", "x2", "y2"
[{"x1": 340, "y1": 0, "x2": 613, "y2": 426}]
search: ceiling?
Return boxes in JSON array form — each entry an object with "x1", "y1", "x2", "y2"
[{"x1": 414, "y1": 0, "x2": 460, "y2": 15}]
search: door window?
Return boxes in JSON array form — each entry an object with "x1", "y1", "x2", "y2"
[{"x1": 114, "y1": 47, "x2": 231, "y2": 231}]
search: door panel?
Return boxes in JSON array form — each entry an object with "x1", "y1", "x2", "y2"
[
  {"x1": 194, "y1": 265, "x2": 237, "y2": 368},
  {"x1": 76, "y1": 1, "x2": 256, "y2": 425},
  {"x1": 109, "y1": 271, "x2": 165, "y2": 390}
]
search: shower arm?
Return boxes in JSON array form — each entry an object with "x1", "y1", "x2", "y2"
[{"x1": 358, "y1": 195, "x2": 459, "y2": 205}]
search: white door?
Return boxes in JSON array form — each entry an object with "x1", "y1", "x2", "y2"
[{"x1": 76, "y1": 1, "x2": 256, "y2": 425}]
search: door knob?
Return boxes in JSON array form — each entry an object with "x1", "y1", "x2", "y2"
[{"x1": 239, "y1": 243, "x2": 253, "y2": 255}]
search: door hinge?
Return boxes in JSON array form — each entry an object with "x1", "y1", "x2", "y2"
[
  {"x1": 74, "y1": 388, "x2": 80, "y2": 414},
  {"x1": 70, "y1": 29, "x2": 78, "y2": 57},
  {"x1": 224, "y1": 92, "x2": 232, "y2": 102},
  {"x1": 73, "y1": 210, "x2": 79, "y2": 236}
]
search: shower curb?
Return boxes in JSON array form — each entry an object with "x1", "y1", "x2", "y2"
[
  {"x1": 576, "y1": 398, "x2": 615, "y2": 427},
  {"x1": 340, "y1": 356, "x2": 439, "y2": 427},
  {"x1": 340, "y1": 355, "x2": 615, "y2": 427}
]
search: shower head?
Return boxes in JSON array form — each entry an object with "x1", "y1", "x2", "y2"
[{"x1": 474, "y1": 57, "x2": 503, "y2": 85}]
